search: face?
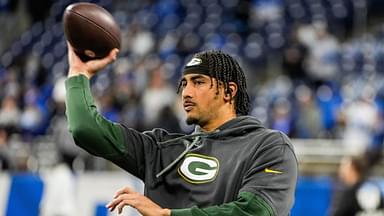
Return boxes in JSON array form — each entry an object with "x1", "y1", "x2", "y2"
[
  {"x1": 180, "y1": 74, "x2": 226, "y2": 127},
  {"x1": 338, "y1": 157, "x2": 357, "y2": 185}
]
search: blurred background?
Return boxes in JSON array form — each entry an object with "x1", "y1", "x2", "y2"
[{"x1": 1, "y1": 0, "x2": 384, "y2": 215}]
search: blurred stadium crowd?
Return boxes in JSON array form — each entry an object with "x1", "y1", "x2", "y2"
[{"x1": 1, "y1": 0, "x2": 384, "y2": 173}]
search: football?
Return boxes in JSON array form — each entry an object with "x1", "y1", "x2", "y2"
[{"x1": 63, "y1": 2, "x2": 121, "y2": 62}]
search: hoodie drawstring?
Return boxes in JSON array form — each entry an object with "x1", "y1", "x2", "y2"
[
  {"x1": 155, "y1": 129, "x2": 220, "y2": 178},
  {"x1": 156, "y1": 136, "x2": 200, "y2": 178}
]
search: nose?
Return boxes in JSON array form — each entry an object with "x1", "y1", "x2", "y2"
[{"x1": 181, "y1": 82, "x2": 193, "y2": 99}]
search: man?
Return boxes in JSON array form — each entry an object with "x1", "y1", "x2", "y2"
[
  {"x1": 65, "y1": 43, "x2": 298, "y2": 215},
  {"x1": 328, "y1": 155, "x2": 381, "y2": 216}
]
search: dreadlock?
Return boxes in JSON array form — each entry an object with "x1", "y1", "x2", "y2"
[{"x1": 178, "y1": 50, "x2": 250, "y2": 115}]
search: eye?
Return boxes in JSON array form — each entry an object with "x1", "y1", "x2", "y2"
[
  {"x1": 180, "y1": 80, "x2": 187, "y2": 88},
  {"x1": 195, "y1": 80, "x2": 205, "y2": 85}
]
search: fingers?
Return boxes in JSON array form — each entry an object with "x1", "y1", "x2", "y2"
[
  {"x1": 106, "y1": 187, "x2": 135, "y2": 213},
  {"x1": 106, "y1": 187, "x2": 168, "y2": 216},
  {"x1": 110, "y1": 48, "x2": 119, "y2": 61},
  {"x1": 106, "y1": 197, "x2": 118, "y2": 211},
  {"x1": 106, "y1": 194, "x2": 128, "y2": 212},
  {"x1": 114, "y1": 186, "x2": 134, "y2": 199},
  {"x1": 106, "y1": 193, "x2": 138, "y2": 214},
  {"x1": 86, "y1": 48, "x2": 119, "y2": 73},
  {"x1": 117, "y1": 199, "x2": 135, "y2": 214},
  {"x1": 89, "y1": 49, "x2": 117, "y2": 67}
]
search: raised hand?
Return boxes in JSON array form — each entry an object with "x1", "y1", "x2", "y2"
[{"x1": 67, "y1": 42, "x2": 119, "y2": 79}]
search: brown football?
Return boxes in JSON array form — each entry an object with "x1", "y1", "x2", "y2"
[{"x1": 63, "y1": 2, "x2": 121, "y2": 62}]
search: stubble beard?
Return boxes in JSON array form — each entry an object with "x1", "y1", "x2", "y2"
[
  {"x1": 186, "y1": 113, "x2": 208, "y2": 127},
  {"x1": 186, "y1": 116, "x2": 199, "y2": 125}
]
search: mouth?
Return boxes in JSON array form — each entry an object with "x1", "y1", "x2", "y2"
[{"x1": 183, "y1": 101, "x2": 196, "y2": 112}]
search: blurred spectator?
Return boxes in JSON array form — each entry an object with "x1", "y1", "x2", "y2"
[
  {"x1": 6, "y1": 136, "x2": 31, "y2": 172},
  {"x1": 298, "y1": 22, "x2": 340, "y2": 86},
  {"x1": 328, "y1": 155, "x2": 367, "y2": 216},
  {"x1": 142, "y1": 65, "x2": 177, "y2": 129},
  {"x1": 0, "y1": 96, "x2": 20, "y2": 131},
  {"x1": 282, "y1": 27, "x2": 308, "y2": 82},
  {"x1": 293, "y1": 84, "x2": 323, "y2": 138},
  {"x1": 328, "y1": 155, "x2": 384, "y2": 216},
  {"x1": 251, "y1": 0, "x2": 283, "y2": 25},
  {"x1": 269, "y1": 97, "x2": 293, "y2": 136},
  {"x1": 128, "y1": 23, "x2": 155, "y2": 57},
  {"x1": 0, "y1": 127, "x2": 10, "y2": 170},
  {"x1": 98, "y1": 91, "x2": 121, "y2": 122},
  {"x1": 0, "y1": 0, "x2": 29, "y2": 54},
  {"x1": 19, "y1": 102, "x2": 43, "y2": 135},
  {"x1": 2, "y1": 67, "x2": 21, "y2": 98},
  {"x1": 316, "y1": 84, "x2": 343, "y2": 138},
  {"x1": 152, "y1": 105, "x2": 182, "y2": 133},
  {"x1": 365, "y1": 88, "x2": 384, "y2": 167},
  {"x1": 338, "y1": 86, "x2": 379, "y2": 155},
  {"x1": 114, "y1": 74, "x2": 145, "y2": 130}
]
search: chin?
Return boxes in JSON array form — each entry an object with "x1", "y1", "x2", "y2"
[{"x1": 186, "y1": 116, "x2": 199, "y2": 125}]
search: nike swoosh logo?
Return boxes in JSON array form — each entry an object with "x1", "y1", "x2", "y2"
[{"x1": 264, "y1": 168, "x2": 283, "y2": 174}]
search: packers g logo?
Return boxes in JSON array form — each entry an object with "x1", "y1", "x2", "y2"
[{"x1": 178, "y1": 153, "x2": 220, "y2": 184}]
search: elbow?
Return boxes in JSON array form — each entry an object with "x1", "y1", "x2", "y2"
[
  {"x1": 69, "y1": 125, "x2": 101, "y2": 157},
  {"x1": 69, "y1": 123, "x2": 93, "y2": 148}
]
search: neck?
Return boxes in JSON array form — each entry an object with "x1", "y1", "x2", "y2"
[{"x1": 200, "y1": 109, "x2": 237, "y2": 132}]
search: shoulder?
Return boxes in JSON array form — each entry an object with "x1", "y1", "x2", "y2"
[
  {"x1": 248, "y1": 128, "x2": 297, "y2": 159},
  {"x1": 252, "y1": 127, "x2": 293, "y2": 147}
]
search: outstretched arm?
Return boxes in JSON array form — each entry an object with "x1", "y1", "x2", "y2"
[
  {"x1": 65, "y1": 42, "x2": 124, "y2": 157},
  {"x1": 65, "y1": 43, "x2": 149, "y2": 178}
]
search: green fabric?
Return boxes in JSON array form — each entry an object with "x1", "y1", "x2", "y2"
[
  {"x1": 171, "y1": 192, "x2": 274, "y2": 216},
  {"x1": 65, "y1": 75, "x2": 126, "y2": 158}
]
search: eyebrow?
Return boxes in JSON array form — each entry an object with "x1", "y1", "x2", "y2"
[{"x1": 182, "y1": 74, "x2": 208, "y2": 81}]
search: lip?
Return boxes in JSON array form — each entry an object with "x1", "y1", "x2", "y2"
[{"x1": 183, "y1": 101, "x2": 195, "y2": 112}]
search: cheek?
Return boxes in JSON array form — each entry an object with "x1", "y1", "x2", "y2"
[{"x1": 195, "y1": 86, "x2": 223, "y2": 107}]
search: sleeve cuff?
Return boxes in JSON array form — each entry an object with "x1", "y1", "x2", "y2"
[
  {"x1": 65, "y1": 74, "x2": 90, "y2": 90},
  {"x1": 171, "y1": 208, "x2": 193, "y2": 216}
]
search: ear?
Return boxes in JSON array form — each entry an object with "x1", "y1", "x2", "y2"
[{"x1": 224, "y1": 82, "x2": 238, "y2": 102}]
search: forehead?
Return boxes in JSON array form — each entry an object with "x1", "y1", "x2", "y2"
[{"x1": 181, "y1": 73, "x2": 211, "y2": 80}]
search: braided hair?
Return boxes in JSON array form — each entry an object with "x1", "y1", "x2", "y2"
[{"x1": 178, "y1": 50, "x2": 250, "y2": 116}]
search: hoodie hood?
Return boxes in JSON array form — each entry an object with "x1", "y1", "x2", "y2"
[
  {"x1": 158, "y1": 116, "x2": 264, "y2": 145},
  {"x1": 208, "y1": 115, "x2": 265, "y2": 138}
]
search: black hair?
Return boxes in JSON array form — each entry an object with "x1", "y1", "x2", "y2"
[{"x1": 178, "y1": 50, "x2": 250, "y2": 115}]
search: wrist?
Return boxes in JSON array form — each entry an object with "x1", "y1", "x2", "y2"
[
  {"x1": 68, "y1": 67, "x2": 91, "y2": 79},
  {"x1": 162, "y1": 208, "x2": 171, "y2": 216}
]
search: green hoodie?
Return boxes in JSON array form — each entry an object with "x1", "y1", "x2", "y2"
[{"x1": 65, "y1": 75, "x2": 298, "y2": 216}]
